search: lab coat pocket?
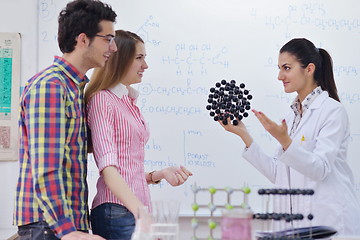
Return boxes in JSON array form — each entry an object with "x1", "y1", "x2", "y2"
[{"x1": 301, "y1": 139, "x2": 316, "y2": 152}]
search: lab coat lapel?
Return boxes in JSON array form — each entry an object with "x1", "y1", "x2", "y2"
[{"x1": 291, "y1": 91, "x2": 328, "y2": 136}]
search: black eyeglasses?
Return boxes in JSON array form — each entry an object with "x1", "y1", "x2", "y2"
[{"x1": 95, "y1": 34, "x2": 115, "y2": 46}]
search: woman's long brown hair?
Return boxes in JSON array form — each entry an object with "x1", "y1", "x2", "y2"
[
  {"x1": 85, "y1": 30, "x2": 144, "y2": 152},
  {"x1": 85, "y1": 30, "x2": 144, "y2": 104}
]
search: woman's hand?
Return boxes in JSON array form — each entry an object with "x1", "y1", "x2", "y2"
[
  {"x1": 161, "y1": 166, "x2": 193, "y2": 186},
  {"x1": 252, "y1": 109, "x2": 292, "y2": 150},
  {"x1": 62, "y1": 231, "x2": 105, "y2": 240},
  {"x1": 218, "y1": 118, "x2": 253, "y2": 147},
  {"x1": 219, "y1": 117, "x2": 247, "y2": 136}
]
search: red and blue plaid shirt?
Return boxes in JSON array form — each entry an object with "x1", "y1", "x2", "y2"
[{"x1": 14, "y1": 56, "x2": 89, "y2": 238}]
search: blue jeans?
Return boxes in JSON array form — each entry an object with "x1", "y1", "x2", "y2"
[
  {"x1": 91, "y1": 203, "x2": 136, "y2": 240},
  {"x1": 17, "y1": 221, "x2": 59, "y2": 240}
]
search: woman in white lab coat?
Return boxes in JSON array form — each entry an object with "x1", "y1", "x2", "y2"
[{"x1": 220, "y1": 38, "x2": 360, "y2": 236}]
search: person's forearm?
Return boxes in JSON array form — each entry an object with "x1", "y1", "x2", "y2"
[
  {"x1": 146, "y1": 170, "x2": 163, "y2": 184},
  {"x1": 239, "y1": 131, "x2": 254, "y2": 148},
  {"x1": 102, "y1": 166, "x2": 144, "y2": 216},
  {"x1": 277, "y1": 135, "x2": 292, "y2": 150}
]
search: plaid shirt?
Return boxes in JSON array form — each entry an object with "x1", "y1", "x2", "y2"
[{"x1": 14, "y1": 56, "x2": 89, "y2": 238}]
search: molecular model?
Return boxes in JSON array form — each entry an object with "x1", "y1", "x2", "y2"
[
  {"x1": 190, "y1": 183, "x2": 251, "y2": 240},
  {"x1": 206, "y1": 79, "x2": 253, "y2": 126},
  {"x1": 253, "y1": 188, "x2": 336, "y2": 240}
]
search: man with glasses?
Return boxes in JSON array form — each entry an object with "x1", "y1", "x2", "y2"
[
  {"x1": 95, "y1": 34, "x2": 116, "y2": 45},
  {"x1": 14, "y1": 0, "x2": 117, "y2": 239}
]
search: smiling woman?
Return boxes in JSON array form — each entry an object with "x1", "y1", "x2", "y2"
[
  {"x1": 218, "y1": 38, "x2": 360, "y2": 236},
  {"x1": 277, "y1": 52, "x2": 318, "y2": 100},
  {"x1": 85, "y1": 30, "x2": 193, "y2": 240}
]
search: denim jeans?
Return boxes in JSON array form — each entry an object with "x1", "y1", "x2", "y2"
[
  {"x1": 18, "y1": 221, "x2": 89, "y2": 240},
  {"x1": 18, "y1": 221, "x2": 59, "y2": 240},
  {"x1": 91, "y1": 203, "x2": 136, "y2": 240}
]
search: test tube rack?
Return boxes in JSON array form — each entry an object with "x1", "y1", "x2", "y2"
[
  {"x1": 190, "y1": 183, "x2": 251, "y2": 240},
  {"x1": 254, "y1": 188, "x2": 317, "y2": 240}
]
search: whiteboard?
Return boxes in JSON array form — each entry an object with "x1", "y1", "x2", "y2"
[{"x1": 37, "y1": 0, "x2": 360, "y2": 216}]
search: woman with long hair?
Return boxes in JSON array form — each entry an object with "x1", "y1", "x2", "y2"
[
  {"x1": 220, "y1": 38, "x2": 360, "y2": 235},
  {"x1": 86, "y1": 30, "x2": 192, "y2": 240}
]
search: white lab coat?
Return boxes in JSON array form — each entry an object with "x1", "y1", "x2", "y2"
[{"x1": 243, "y1": 91, "x2": 360, "y2": 235}]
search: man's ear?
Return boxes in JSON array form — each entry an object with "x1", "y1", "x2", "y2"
[{"x1": 76, "y1": 33, "x2": 90, "y2": 48}]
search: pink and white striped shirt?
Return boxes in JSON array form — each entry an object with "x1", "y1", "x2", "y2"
[{"x1": 87, "y1": 83, "x2": 151, "y2": 210}]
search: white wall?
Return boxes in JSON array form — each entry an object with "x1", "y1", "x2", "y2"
[{"x1": 0, "y1": 0, "x2": 38, "y2": 238}]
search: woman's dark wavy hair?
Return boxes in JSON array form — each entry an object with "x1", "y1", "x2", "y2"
[
  {"x1": 280, "y1": 38, "x2": 340, "y2": 102},
  {"x1": 58, "y1": 0, "x2": 117, "y2": 53}
]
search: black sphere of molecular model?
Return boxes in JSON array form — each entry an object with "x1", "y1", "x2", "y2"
[{"x1": 206, "y1": 79, "x2": 253, "y2": 125}]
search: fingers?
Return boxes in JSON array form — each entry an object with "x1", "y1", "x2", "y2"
[
  {"x1": 280, "y1": 118, "x2": 288, "y2": 133},
  {"x1": 93, "y1": 235, "x2": 106, "y2": 240},
  {"x1": 174, "y1": 172, "x2": 186, "y2": 185},
  {"x1": 252, "y1": 109, "x2": 269, "y2": 123},
  {"x1": 218, "y1": 118, "x2": 229, "y2": 129},
  {"x1": 252, "y1": 109, "x2": 259, "y2": 115},
  {"x1": 62, "y1": 231, "x2": 106, "y2": 240},
  {"x1": 218, "y1": 117, "x2": 239, "y2": 133},
  {"x1": 252, "y1": 110, "x2": 268, "y2": 128},
  {"x1": 170, "y1": 166, "x2": 192, "y2": 186},
  {"x1": 252, "y1": 109, "x2": 277, "y2": 131},
  {"x1": 180, "y1": 165, "x2": 193, "y2": 176},
  {"x1": 174, "y1": 170, "x2": 188, "y2": 184}
]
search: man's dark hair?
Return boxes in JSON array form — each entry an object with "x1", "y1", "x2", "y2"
[{"x1": 58, "y1": 0, "x2": 117, "y2": 53}]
